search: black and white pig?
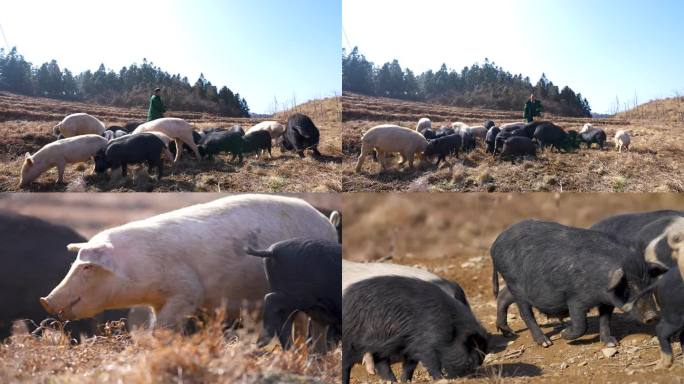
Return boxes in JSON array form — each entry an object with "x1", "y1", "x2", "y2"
[
  {"x1": 342, "y1": 276, "x2": 488, "y2": 384},
  {"x1": 485, "y1": 126, "x2": 500, "y2": 154},
  {"x1": 590, "y1": 210, "x2": 684, "y2": 247},
  {"x1": 491, "y1": 219, "x2": 666, "y2": 348},
  {"x1": 245, "y1": 238, "x2": 341, "y2": 351},
  {"x1": 94, "y1": 133, "x2": 171, "y2": 179},
  {"x1": 623, "y1": 268, "x2": 684, "y2": 369}
]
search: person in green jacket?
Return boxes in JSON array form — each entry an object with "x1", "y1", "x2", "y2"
[
  {"x1": 147, "y1": 88, "x2": 167, "y2": 121},
  {"x1": 523, "y1": 93, "x2": 543, "y2": 122}
]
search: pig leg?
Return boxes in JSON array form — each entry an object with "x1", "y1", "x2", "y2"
[
  {"x1": 362, "y1": 353, "x2": 375, "y2": 374},
  {"x1": 560, "y1": 303, "x2": 588, "y2": 340},
  {"x1": 418, "y1": 350, "x2": 443, "y2": 380},
  {"x1": 496, "y1": 286, "x2": 516, "y2": 337},
  {"x1": 173, "y1": 139, "x2": 184, "y2": 162},
  {"x1": 310, "y1": 319, "x2": 329, "y2": 353},
  {"x1": 517, "y1": 301, "x2": 552, "y2": 347},
  {"x1": 260, "y1": 292, "x2": 296, "y2": 349},
  {"x1": 56, "y1": 160, "x2": 66, "y2": 183},
  {"x1": 154, "y1": 280, "x2": 203, "y2": 331},
  {"x1": 373, "y1": 359, "x2": 397, "y2": 382},
  {"x1": 401, "y1": 358, "x2": 419, "y2": 382},
  {"x1": 341, "y1": 346, "x2": 357, "y2": 384},
  {"x1": 598, "y1": 305, "x2": 618, "y2": 347},
  {"x1": 406, "y1": 153, "x2": 415, "y2": 169},
  {"x1": 655, "y1": 320, "x2": 678, "y2": 369}
]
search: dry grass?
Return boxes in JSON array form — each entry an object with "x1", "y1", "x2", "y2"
[
  {"x1": 342, "y1": 93, "x2": 684, "y2": 192},
  {"x1": 343, "y1": 193, "x2": 684, "y2": 383},
  {"x1": 0, "y1": 311, "x2": 340, "y2": 384},
  {"x1": 617, "y1": 96, "x2": 684, "y2": 123},
  {"x1": 0, "y1": 92, "x2": 342, "y2": 192}
]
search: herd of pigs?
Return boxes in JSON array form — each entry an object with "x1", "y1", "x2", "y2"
[
  {"x1": 355, "y1": 118, "x2": 632, "y2": 173},
  {"x1": 3, "y1": 199, "x2": 684, "y2": 383},
  {"x1": 18, "y1": 112, "x2": 324, "y2": 188},
  {"x1": 340, "y1": 209, "x2": 684, "y2": 383}
]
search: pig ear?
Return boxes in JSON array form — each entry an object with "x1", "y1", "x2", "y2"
[
  {"x1": 24, "y1": 152, "x2": 33, "y2": 165},
  {"x1": 67, "y1": 243, "x2": 89, "y2": 252},
  {"x1": 647, "y1": 262, "x2": 669, "y2": 278},
  {"x1": 607, "y1": 267, "x2": 625, "y2": 291},
  {"x1": 79, "y1": 244, "x2": 116, "y2": 273}
]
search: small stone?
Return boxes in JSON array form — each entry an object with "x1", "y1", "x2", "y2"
[
  {"x1": 560, "y1": 362, "x2": 568, "y2": 370},
  {"x1": 507, "y1": 341, "x2": 515, "y2": 346},
  {"x1": 578, "y1": 361, "x2": 587, "y2": 367},
  {"x1": 626, "y1": 369, "x2": 635, "y2": 376},
  {"x1": 602, "y1": 347, "x2": 618, "y2": 358}
]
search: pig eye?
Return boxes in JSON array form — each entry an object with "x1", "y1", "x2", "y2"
[
  {"x1": 673, "y1": 235, "x2": 681, "y2": 243},
  {"x1": 83, "y1": 264, "x2": 93, "y2": 271}
]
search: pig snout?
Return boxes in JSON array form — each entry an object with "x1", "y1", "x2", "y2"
[
  {"x1": 643, "y1": 310, "x2": 659, "y2": 325},
  {"x1": 40, "y1": 297, "x2": 55, "y2": 314},
  {"x1": 40, "y1": 296, "x2": 81, "y2": 320}
]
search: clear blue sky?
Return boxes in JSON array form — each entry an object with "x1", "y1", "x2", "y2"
[
  {"x1": 1, "y1": 0, "x2": 341, "y2": 114},
  {"x1": 343, "y1": 0, "x2": 684, "y2": 114}
]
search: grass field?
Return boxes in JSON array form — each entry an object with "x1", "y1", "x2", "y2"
[
  {"x1": 0, "y1": 92, "x2": 342, "y2": 192},
  {"x1": 0, "y1": 193, "x2": 341, "y2": 384},
  {"x1": 342, "y1": 93, "x2": 684, "y2": 192},
  {"x1": 343, "y1": 193, "x2": 684, "y2": 383}
]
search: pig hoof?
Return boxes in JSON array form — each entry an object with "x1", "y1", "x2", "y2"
[
  {"x1": 601, "y1": 337, "x2": 618, "y2": 348},
  {"x1": 656, "y1": 353, "x2": 673, "y2": 370},
  {"x1": 497, "y1": 325, "x2": 515, "y2": 337},
  {"x1": 560, "y1": 329, "x2": 581, "y2": 340}
]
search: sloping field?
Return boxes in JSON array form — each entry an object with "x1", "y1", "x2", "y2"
[
  {"x1": 342, "y1": 93, "x2": 684, "y2": 192},
  {"x1": 0, "y1": 92, "x2": 342, "y2": 192}
]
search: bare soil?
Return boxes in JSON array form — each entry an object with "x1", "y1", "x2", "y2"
[{"x1": 343, "y1": 193, "x2": 684, "y2": 383}]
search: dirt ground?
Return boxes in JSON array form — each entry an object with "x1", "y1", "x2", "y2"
[
  {"x1": 0, "y1": 193, "x2": 341, "y2": 384},
  {"x1": 342, "y1": 93, "x2": 684, "y2": 193},
  {"x1": 0, "y1": 92, "x2": 342, "y2": 192},
  {"x1": 343, "y1": 193, "x2": 684, "y2": 383}
]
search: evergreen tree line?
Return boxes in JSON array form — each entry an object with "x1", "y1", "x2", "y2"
[
  {"x1": 343, "y1": 47, "x2": 591, "y2": 117},
  {"x1": 0, "y1": 47, "x2": 250, "y2": 117}
]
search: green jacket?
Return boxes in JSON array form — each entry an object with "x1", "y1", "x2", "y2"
[
  {"x1": 147, "y1": 94, "x2": 166, "y2": 121},
  {"x1": 523, "y1": 99, "x2": 543, "y2": 122}
]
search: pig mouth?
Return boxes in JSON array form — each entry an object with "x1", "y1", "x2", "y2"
[{"x1": 57, "y1": 297, "x2": 82, "y2": 320}]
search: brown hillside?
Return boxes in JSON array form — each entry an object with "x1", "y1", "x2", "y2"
[{"x1": 616, "y1": 96, "x2": 684, "y2": 123}]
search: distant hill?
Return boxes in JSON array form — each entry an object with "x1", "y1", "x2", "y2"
[{"x1": 616, "y1": 96, "x2": 684, "y2": 123}]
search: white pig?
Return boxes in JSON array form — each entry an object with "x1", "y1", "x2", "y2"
[
  {"x1": 246, "y1": 121, "x2": 285, "y2": 140},
  {"x1": 53, "y1": 113, "x2": 106, "y2": 138},
  {"x1": 40, "y1": 194, "x2": 339, "y2": 330},
  {"x1": 133, "y1": 118, "x2": 201, "y2": 162},
  {"x1": 19, "y1": 134, "x2": 108, "y2": 187}
]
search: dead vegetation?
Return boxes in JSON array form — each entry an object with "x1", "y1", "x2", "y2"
[
  {"x1": 616, "y1": 96, "x2": 684, "y2": 123},
  {"x1": 0, "y1": 92, "x2": 342, "y2": 192},
  {"x1": 342, "y1": 93, "x2": 684, "y2": 192},
  {"x1": 343, "y1": 193, "x2": 684, "y2": 383},
  {"x1": 1, "y1": 311, "x2": 340, "y2": 384}
]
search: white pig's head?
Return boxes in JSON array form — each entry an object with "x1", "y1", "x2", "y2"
[
  {"x1": 40, "y1": 242, "x2": 123, "y2": 320},
  {"x1": 19, "y1": 152, "x2": 41, "y2": 187}
]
